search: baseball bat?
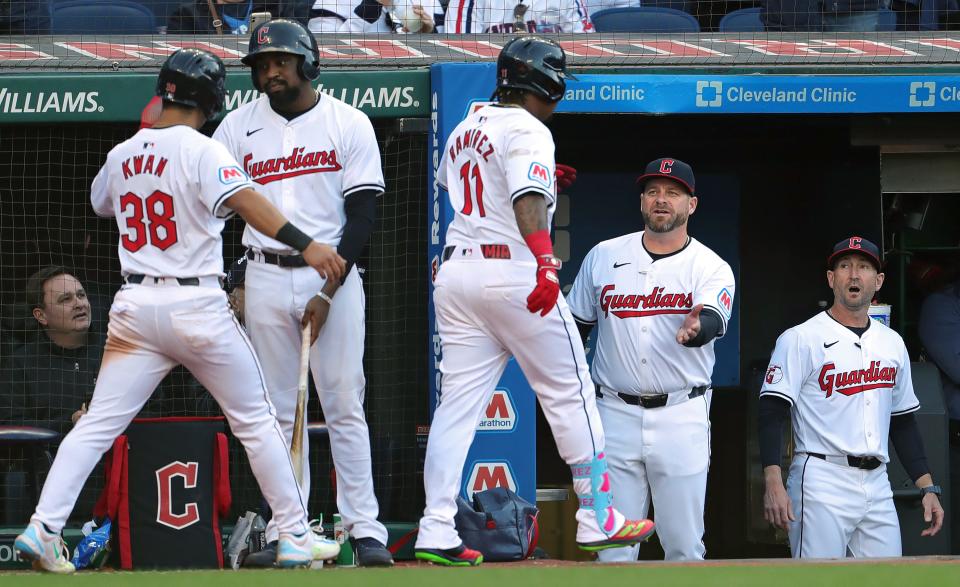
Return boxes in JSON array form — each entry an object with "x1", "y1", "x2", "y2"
[{"x1": 291, "y1": 322, "x2": 312, "y2": 486}]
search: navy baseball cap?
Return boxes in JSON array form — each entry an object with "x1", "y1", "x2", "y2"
[
  {"x1": 224, "y1": 256, "x2": 247, "y2": 292},
  {"x1": 828, "y1": 236, "x2": 882, "y2": 271},
  {"x1": 636, "y1": 157, "x2": 695, "y2": 195}
]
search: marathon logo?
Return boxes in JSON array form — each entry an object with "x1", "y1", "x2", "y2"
[
  {"x1": 818, "y1": 361, "x2": 897, "y2": 398},
  {"x1": 477, "y1": 389, "x2": 517, "y2": 432},
  {"x1": 243, "y1": 147, "x2": 341, "y2": 185},
  {"x1": 466, "y1": 461, "x2": 517, "y2": 498},
  {"x1": 599, "y1": 285, "x2": 692, "y2": 319}
]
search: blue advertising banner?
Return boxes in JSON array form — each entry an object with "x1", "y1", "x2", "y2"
[{"x1": 557, "y1": 74, "x2": 960, "y2": 114}]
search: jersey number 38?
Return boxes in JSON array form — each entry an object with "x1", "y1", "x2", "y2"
[{"x1": 120, "y1": 190, "x2": 179, "y2": 252}]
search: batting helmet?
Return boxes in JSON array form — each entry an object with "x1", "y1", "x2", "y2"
[
  {"x1": 242, "y1": 19, "x2": 320, "y2": 91},
  {"x1": 155, "y1": 48, "x2": 226, "y2": 119},
  {"x1": 496, "y1": 36, "x2": 577, "y2": 103}
]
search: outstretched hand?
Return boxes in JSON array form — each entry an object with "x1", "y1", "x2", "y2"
[{"x1": 676, "y1": 303, "x2": 703, "y2": 345}]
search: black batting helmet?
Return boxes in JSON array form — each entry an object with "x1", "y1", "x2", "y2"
[
  {"x1": 496, "y1": 36, "x2": 577, "y2": 103},
  {"x1": 242, "y1": 19, "x2": 320, "y2": 91},
  {"x1": 155, "y1": 48, "x2": 226, "y2": 119}
]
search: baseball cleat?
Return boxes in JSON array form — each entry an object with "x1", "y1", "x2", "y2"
[
  {"x1": 415, "y1": 544, "x2": 483, "y2": 566},
  {"x1": 14, "y1": 520, "x2": 76, "y2": 574},
  {"x1": 309, "y1": 519, "x2": 341, "y2": 561},
  {"x1": 577, "y1": 518, "x2": 656, "y2": 552},
  {"x1": 277, "y1": 530, "x2": 337, "y2": 568},
  {"x1": 353, "y1": 537, "x2": 394, "y2": 567}
]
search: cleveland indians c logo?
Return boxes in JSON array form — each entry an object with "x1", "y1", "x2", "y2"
[
  {"x1": 849, "y1": 237, "x2": 862, "y2": 249},
  {"x1": 258, "y1": 26, "x2": 270, "y2": 44},
  {"x1": 155, "y1": 461, "x2": 200, "y2": 530},
  {"x1": 659, "y1": 159, "x2": 675, "y2": 174}
]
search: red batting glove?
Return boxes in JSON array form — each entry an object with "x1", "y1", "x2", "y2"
[
  {"x1": 555, "y1": 164, "x2": 578, "y2": 193},
  {"x1": 526, "y1": 255, "x2": 562, "y2": 316}
]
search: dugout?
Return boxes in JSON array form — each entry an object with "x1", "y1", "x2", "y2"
[{"x1": 0, "y1": 33, "x2": 958, "y2": 565}]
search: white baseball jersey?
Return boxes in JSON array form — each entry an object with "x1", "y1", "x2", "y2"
[
  {"x1": 445, "y1": 0, "x2": 593, "y2": 33},
  {"x1": 567, "y1": 233, "x2": 735, "y2": 394},
  {"x1": 439, "y1": 104, "x2": 556, "y2": 263},
  {"x1": 90, "y1": 126, "x2": 254, "y2": 278},
  {"x1": 761, "y1": 311, "x2": 919, "y2": 462},
  {"x1": 308, "y1": 0, "x2": 444, "y2": 32},
  {"x1": 212, "y1": 93, "x2": 385, "y2": 253}
]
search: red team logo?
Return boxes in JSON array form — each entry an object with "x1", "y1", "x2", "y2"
[
  {"x1": 818, "y1": 361, "x2": 897, "y2": 398},
  {"x1": 765, "y1": 364, "x2": 783, "y2": 384},
  {"x1": 155, "y1": 461, "x2": 200, "y2": 530},
  {"x1": 257, "y1": 26, "x2": 270, "y2": 44},
  {"x1": 600, "y1": 285, "x2": 692, "y2": 319},
  {"x1": 243, "y1": 147, "x2": 342, "y2": 185},
  {"x1": 659, "y1": 159, "x2": 675, "y2": 174},
  {"x1": 849, "y1": 237, "x2": 862, "y2": 249},
  {"x1": 466, "y1": 462, "x2": 517, "y2": 497},
  {"x1": 477, "y1": 389, "x2": 517, "y2": 431}
]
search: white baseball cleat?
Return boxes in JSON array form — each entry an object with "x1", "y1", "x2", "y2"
[
  {"x1": 308, "y1": 519, "x2": 341, "y2": 561},
  {"x1": 14, "y1": 519, "x2": 76, "y2": 574},
  {"x1": 276, "y1": 530, "x2": 340, "y2": 568}
]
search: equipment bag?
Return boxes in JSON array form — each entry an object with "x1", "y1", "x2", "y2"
[
  {"x1": 94, "y1": 417, "x2": 231, "y2": 569},
  {"x1": 453, "y1": 487, "x2": 539, "y2": 562}
]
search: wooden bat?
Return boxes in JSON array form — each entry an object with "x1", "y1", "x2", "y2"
[{"x1": 291, "y1": 322, "x2": 312, "y2": 486}]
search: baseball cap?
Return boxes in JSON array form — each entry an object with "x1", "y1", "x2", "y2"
[
  {"x1": 827, "y1": 236, "x2": 882, "y2": 271},
  {"x1": 224, "y1": 256, "x2": 247, "y2": 293},
  {"x1": 636, "y1": 158, "x2": 695, "y2": 195}
]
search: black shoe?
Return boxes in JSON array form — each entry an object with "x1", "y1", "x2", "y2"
[
  {"x1": 242, "y1": 540, "x2": 277, "y2": 568},
  {"x1": 352, "y1": 537, "x2": 394, "y2": 567}
]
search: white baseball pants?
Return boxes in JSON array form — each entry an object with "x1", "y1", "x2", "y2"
[
  {"x1": 417, "y1": 257, "x2": 625, "y2": 550},
  {"x1": 244, "y1": 260, "x2": 387, "y2": 545},
  {"x1": 33, "y1": 282, "x2": 309, "y2": 536},
  {"x1": 787, "y1": 453, "x2": 901, "y2": 558},
  {"x1": 596, "y1": 391, "x2": 710, "y2": 562}
]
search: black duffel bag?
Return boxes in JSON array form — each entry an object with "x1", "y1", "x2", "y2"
[{"x1": 454, "y1": 487, "x2": 539, "y2": 562}]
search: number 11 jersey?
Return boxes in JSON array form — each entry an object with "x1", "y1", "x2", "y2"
[
  {"x1": 438, "y1": 104, "x2": 557, "y2": 263},
  {"x1": 90, "y1": 126, "x2": 254, "y2": 279}
]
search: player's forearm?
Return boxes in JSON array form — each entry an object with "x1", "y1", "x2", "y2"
[
  {"x1": 338, "y1": 190, "x2": 377, "y2": 283},
  {"x1": 889, "y1": 412, "x2": 931, "y2": 482},
  {"x1": 513, "y1": 193, "x2": 549, "y2": 236},
  {"x1": 914, "y1": 473, "x2": 935, "y2": 489},
  {"x1": 763, "y1": 465, "x2": 785, "y2": 488},
  {"x1": 758, "y1": 396, "x2": 790, "y2": 469}
]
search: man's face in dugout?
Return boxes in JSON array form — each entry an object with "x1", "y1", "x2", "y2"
[
  {"x1": 252, "y1": 53, "x2": 309, "y2": 108},
  {"x1": 828, "y1": 253, "x2": 884, "y2": 311},
  {"x1": 34, "y1": 273, "x2": 91, "y2": 335}
]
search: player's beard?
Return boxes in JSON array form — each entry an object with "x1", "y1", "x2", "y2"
[
  {"x1": 641, "y1": 207, "x2": 689, "y2": 233},
  {"x1": 835, "y1": 280, "x2": 876, "y2": 312},
  {"x1": 264, "y1": 81, "x2": 302, "y2": 112}
]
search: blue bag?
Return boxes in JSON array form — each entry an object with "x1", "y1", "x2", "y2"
[
  {"x1": 454, "y1": 487, "x2": 539, "y2": 562},
  {"x1": 72, "y1": 519, "x2": 112, "y2": 570}
]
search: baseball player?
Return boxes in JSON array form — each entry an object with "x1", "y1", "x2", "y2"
[
  {"x1": 445, "y1": 0, "x2": 593, "y2": 33},
  {"x1": 416, "y1": 36, "x2": 654, "y2": 567},
  {"x1": 14, "y1": 49, "x2": 341, "y2": 574},
  {"x1": 213, "y1": 19, "x2": 393, "y2": 567},
  {"x1": 760, "y1": 236, "x2": 945, "y2": 558},
  {"x1": 567, "y1": 158, "x2": 735, "y2": 562},
  {"x1": 308, "y1": 0, "x2": 442, "y2": 33}
]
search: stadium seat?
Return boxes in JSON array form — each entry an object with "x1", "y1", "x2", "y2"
[
  {"x1": 591, "y1": 7, "x2": 701, "y2": 32},
  {"x1": 718, "y1": 7, "x2": 764, "y2": 32},
  {"x1": 876, "y1": 7, "x2": 897, "y2": 30},
  {"x1": 51, "y1": 0, "x2": 158, "y2": 34}
]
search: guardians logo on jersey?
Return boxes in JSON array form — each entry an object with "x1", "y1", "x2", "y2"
[
  {"x1": 599, "y1": 285, "x2": 692, "y2": 319},
  {"x1": 818, "y1": 361, "x2": 897, "y2": 398},
  {"x1": 243, "y1": 147, "x2": 341, "y2": 185}
]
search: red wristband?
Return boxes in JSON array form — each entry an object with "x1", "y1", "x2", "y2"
[{"x1": 524, "y1": 229, "x2": 554, "y2": 258}]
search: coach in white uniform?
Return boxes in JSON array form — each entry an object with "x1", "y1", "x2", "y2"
[
  {"x1": 760, "y1": 236, "x2": 945, "y2": 558},
  {"x1": 213, "y1": 20, "x2": 392, "y2": 567},
  {"x1": 568, "y1": 158, "x2": 735, "y2": 561}
]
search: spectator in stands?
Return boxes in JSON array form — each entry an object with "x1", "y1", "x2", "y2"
[
  {"x1": 444, "y1": 0, "x2": 593, "y2": 32},
  {"x1": 168, "y1": 0, "x2": 281, "y2": 34},
  {"x1": 307, "y1": 0, "x2": 440, "y2": 32},
  {"x1": 0, "y1": 0, "x2": 50, "y2": 34},
  {"x1": 762, "y1": 0, "x2": 890, "y2": 30},
  {"x1": 918, "y1": 276, "x2": 960, "y2": 554}
]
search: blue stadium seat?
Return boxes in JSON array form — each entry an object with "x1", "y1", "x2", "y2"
[
  {"x1": 876, "y1": 7, "x2": 897, "y2": 31},
  {"x1": 51, "y1": 0, "x2": 158, "y2": 34},
  {"x1": 718, "y1": 7, "x2": 764, "y2": 32},
  {"x1": 591, "y1": 7, "x2": 701, "y2": 32}
]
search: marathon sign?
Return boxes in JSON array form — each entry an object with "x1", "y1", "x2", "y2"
[
  {"x1": 477, "y1": 388, "x2": 517, "y2": 432},
  {"x1": 465, "y1": 461, "x2": 518, "y2": 498}
]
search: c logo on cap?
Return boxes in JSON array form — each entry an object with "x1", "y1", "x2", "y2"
[
  {"x1": 659, "y1": 159, "x2": 674, "y2": 174},
  {"x1": 849, "y1": 237, "x2": 862, "y2": 249},
  {"x1": 258, "y1": 26, "x2": 270, "y2": 44}
]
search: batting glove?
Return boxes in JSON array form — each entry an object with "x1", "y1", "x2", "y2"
[
  {"x1": 527, "y1": 255, "x2": 562, "y2": 316},
  {"x1": 555, "y1": 164, "x2": 578, "y2": 193}
]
